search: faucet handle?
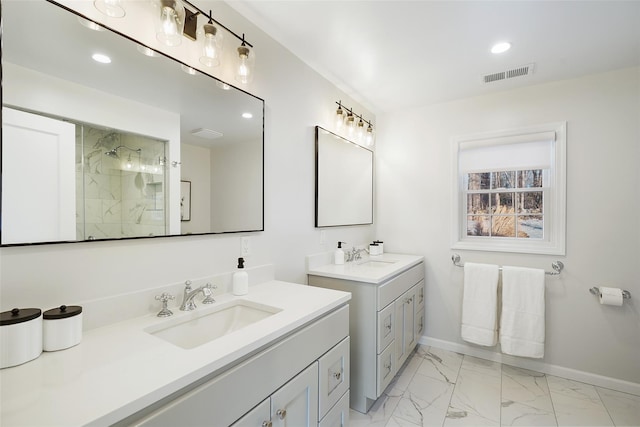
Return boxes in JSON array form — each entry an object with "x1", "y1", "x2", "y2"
[
  {"x1": 155, "y1": 292, "x2": 175, "y2": 317},
  {"x1": 202, "y1": 283, "x2": 217, "y2": 304},
  {"x1": 184, "y1": 280, "x2": 192, "y2": 290}
]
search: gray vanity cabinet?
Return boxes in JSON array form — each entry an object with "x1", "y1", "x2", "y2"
[
  {"x1": 124, "y1": 306, "x2": 349, "y2": 427},
  {"x1": 308, "y1": 261, "x2": 425, "y2": 414}
]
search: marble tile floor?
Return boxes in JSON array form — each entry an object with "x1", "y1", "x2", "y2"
[{"x1": 349, "y1": 345, "x2": 640, "y2": 427}]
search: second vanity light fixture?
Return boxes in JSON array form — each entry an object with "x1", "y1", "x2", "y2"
[
  {"x1": 93, "y1": 0, "x2": 255, "y2": 83},
  {"x1": 334, "y1": 101, "x2": 375, "y2": 146}
]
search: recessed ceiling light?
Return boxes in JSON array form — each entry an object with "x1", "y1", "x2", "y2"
[
  {"x1": 491, "y1": 42, "x2": 511, "y2": 54},
  {"x1": 92, "y1": 53, "x2": 111, "y2": 64},
  {"x1": 242, "y1": 112, "x2": 253, "y2": 119},
  {"x1": 137, "y1": 44, "x2": 159, "y2": 57},
  {"x1": 181, "y1": 64, "x2": 197, "y2": 75},
  {"x1": 78, "y1": 17, "x2": 105, "y2": 31}
]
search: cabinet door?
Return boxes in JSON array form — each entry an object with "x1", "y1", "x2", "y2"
[
  {"x1": 271, "y1": 363, "x2": 319, "y2": 427},
  {"x1": 395, "y1": 288, "x2": 416, "y2": 367},
  {"x1": 232, "y1": 398, "x2": 271, "y2": 427}
]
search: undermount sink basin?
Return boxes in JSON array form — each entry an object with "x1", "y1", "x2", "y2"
[
  {"x1": 357, "y1": 259, "x2": 397, "y2": 267},
  {"x1": 145, "y1": 300, "x2": 282, "y2": 349}
]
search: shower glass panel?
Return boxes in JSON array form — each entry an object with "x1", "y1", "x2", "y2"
[{"x1": 78, "y1": 125, "x2": 167, "y2": 240}]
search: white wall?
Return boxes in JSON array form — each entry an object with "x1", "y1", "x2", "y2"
[
  {"x1": 376, "y1": 67, "x2": 640, "y2": 385},
  {"x1": 181, "y1": 143, "x2": 212, "y2": 234},
  {"x1": 0, "y1": 2, "x2": 374, "y2": 317}
]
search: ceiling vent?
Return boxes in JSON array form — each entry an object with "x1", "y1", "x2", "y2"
[
  {"x1": 483, "y1": 63, "x2": 535, "y2": 84},
  {"x1": 190, "y1": 128, "x2": 223, "y2": 139}
]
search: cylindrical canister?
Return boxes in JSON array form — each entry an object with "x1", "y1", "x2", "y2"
[
  {"x1": 43, "y1": 305, "x2": 83, "y2": 352},
  {"x1": 1, "y1": 308, "x2": 43, "y2": 369}
]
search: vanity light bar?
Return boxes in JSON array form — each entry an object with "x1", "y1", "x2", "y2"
[
  {"x1": 334, "y1": 100, "x2": 375, "y2": 145},
  {"x1": 182, "y1": 0, "x2": 254, "y2": 48}
]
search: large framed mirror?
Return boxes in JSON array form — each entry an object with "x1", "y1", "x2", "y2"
[
  {"x1": 1, "y1": 0, "x2": 264, "y2": 246},
  {"x1": 315, "y1": 126, "x2": 373, "y2": 227}
]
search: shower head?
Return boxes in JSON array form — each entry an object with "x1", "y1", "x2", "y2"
[
  {"x1": 104, "y1": 145, "x2": 141, "y2": 159},
  {"x1": 105, "y1": 148, "x2": 120, "y2": 159}
]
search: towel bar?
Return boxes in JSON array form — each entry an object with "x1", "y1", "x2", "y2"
[
  {"x1": 589, "y1": 287, "x2": 631, "y2": 300},
  {"x1": 451, "y1": 253, "x2": 564, "y2": 276}
]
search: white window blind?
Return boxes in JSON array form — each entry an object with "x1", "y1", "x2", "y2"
[{"x1": 458, "y1": 131, "x2": 555, "y2": 172}]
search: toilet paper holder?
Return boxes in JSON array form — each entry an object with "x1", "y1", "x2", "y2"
[{"x1": 589, "y1": 287, "x2": 631, "y2": 300}]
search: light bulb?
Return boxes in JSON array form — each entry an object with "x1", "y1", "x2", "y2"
[
  {"x1": 335, "y1": 106, "x2": 345, "y2": 130},
  {"x1": 94, "y1": 0, "x2": 125, "y2": 18},
  {"x1": 365, "y1": 124, "x2": 375, "y2": 146},
  {"x1": 346, "y1": 113, "x2": 356, "y2": 136},
  {"x1": 199, "y1": 23, "x2": 222, "y2": 67},
  {"x1": 156, "y1": 0, "x2": 185, "y2": 47},
  {"x1": 356, "y1": 118, "x2": 365, "y2": 141},
  {"x1": 235, "y1": 44, "x2": 254, "y2": 84}
]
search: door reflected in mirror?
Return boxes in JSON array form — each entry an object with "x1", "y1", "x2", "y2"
[
  {"x1": 315, "y1": 126, "x2": 374, "y2": 227},
  {"x1": 1, "y1": 0, "x2": 264, "y2": 246}
]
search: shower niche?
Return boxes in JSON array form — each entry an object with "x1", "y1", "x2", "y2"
[{"x1": 78, "y1": 124, "x2": 168, "y2": 241}]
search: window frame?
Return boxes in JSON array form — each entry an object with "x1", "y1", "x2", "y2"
[{"x1": 451, "y1": 122, "x2": 567, "y2": 255}]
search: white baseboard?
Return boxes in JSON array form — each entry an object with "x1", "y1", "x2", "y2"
[{"x1": 419, "y1": 335, "x2": 640, "y2": 397}]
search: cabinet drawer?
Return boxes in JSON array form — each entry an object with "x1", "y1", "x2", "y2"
[
  {"x1": 377, "y1": 262, "x2": 424, "y2": 310},
  {"x1": 318, "y1": 337, "x2": 350, "y2": 419},
  {"x1": 376, "y1": 340, "x2": 395, "y2": 395},
  {"x1": 318, "y1": 391, "x2": 350, "y2": 427},
  {"x1": 376, "y1": 303, "x2": 394, "y2": 354}
]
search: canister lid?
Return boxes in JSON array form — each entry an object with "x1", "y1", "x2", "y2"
[
  {"x1": 43, "y1": 305, "x2": 82, "y2": 320},
  {"x1": 0, "y1": 308, "x2": 42, "y2": 326}
]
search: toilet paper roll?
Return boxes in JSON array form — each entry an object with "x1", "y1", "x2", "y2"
[{"x1": 599, "y1": 287, "x2": 623, "y2": 306}]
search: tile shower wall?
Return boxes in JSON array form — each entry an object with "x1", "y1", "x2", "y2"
[{"x1": 78, "y1": 125, "x2": 167, "y2": 240}]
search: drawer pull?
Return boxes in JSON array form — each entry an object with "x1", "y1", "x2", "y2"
[
  {"x1": 262, "y1": 422, "x2": 273, "y2": 427},
  {"x1": 386, "y1": 322, "x2": 392, "y2": 331},
  {"x1": 385, "y1": 362, "x2": 392, "y2": 374},
  {"x1": 333, "y1": 371, "x2": 342, "y2": 381},
  {"x1": 276, "y1": 409, "x2": 287, "y2": 420}
]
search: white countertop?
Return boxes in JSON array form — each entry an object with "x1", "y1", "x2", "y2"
[
  {"x1": 0, "y1": 281, "x2": 350, "y2": 427},
  {"x1": 307, "y1": 253, "x2": 424, "y2": 284}
]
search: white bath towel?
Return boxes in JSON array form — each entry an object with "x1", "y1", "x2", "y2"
[
  {"x1": 500, "y1": 266, "x2": 546, "y2": 358},
  {"x1": 461, "y1": 262, "x2": 500, "y2": 346}
]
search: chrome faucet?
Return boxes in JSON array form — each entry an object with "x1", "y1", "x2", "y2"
[
  {"x1": 180, "y1": 280, "x2": 216, "y2": 311},
  {"x1": 346, "y1": 247, "x2": 365, "y2": 262}
]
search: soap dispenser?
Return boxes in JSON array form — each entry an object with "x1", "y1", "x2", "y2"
[
  {"x1": 334, "y1": 242, "x2": 345, "y2": 265},
  {"x1": 233, "y1": 257, "x2": 249, "y2": 296}
]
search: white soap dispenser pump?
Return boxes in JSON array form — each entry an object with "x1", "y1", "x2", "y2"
[
  {"x1": 334, "y1": 241, "x2": 345, "y2": 265},
  {"x1": 232, "y1": 257, "x2": 249, "y2": 296}
]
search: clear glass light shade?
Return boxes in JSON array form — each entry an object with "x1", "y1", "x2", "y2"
[
  {"x1": 345, "y1": 114, "x2": 356, "y2": 136},
  {"x1": 198, "y1": 23, "x2": 223, "y2": 67},
  {"x1": 235, "y1": 45, "x2": 255, "y2": 84},
  {"x1": 356, "y1": 119, "x2": 365, "y2": 141},
  {"x1": 155, "y1": 0, "x2": 185, "y2": 47},
  {"x1": 365, "y1": 125, "x2": 375, "y2": 146},
  {"x1": 94, "y1": 0, "x2": 125, "y2": 18},
  {"x1": 334, "y1": 108, "x2": 345, "y2": 130}
]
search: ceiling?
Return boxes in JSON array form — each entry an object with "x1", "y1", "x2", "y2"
[{"x1": 229, "y1": 1, "x2": 640, "y2": 114}]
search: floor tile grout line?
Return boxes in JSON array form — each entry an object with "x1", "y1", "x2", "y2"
[
  {"x1": 594, "y1": 386, "x2": 618, "y2": 427},
  {"x1": 544, "y1": 372, "x2": 560, "y2": 427},
  {"x1": 441, "y1": 352, "x2": 466, "y2": 427}
]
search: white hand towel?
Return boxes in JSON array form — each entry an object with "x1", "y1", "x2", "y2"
[
  {"x1": 500, "y1": 266, "x2": 546, "y2": 358},
  {"x1": 461, "y1": 262, "x2": 500, "y2": 346}
]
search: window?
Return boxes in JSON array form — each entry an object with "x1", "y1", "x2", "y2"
[{"x1": 452, "y1": 122, "x2": 566, "y2": 255}]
